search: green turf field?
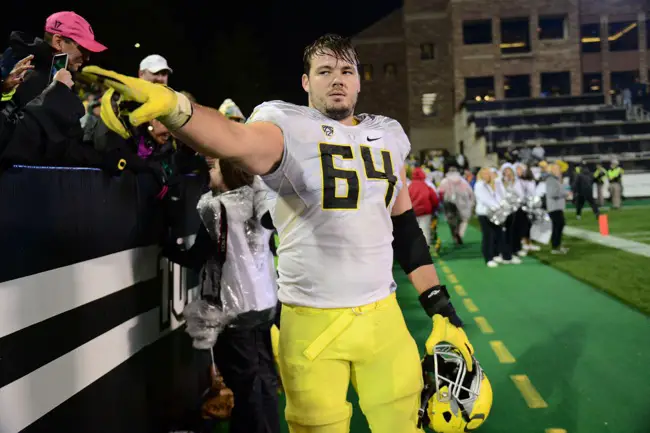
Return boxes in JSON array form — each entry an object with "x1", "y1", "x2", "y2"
[
  {"x1": 271, "y1": 223, "x2": 650, "y2": 433},
  {"x1": 431, "y1": 225, "x2": 650, "y2": 433},
  {"x1": 533, "y1": 204, "x2": 650, "y2": 316},
  {"x1": 566, "y1": 205, "x2": 650, "y2": 245}
]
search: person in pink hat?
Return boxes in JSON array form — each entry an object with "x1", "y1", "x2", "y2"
[
  {"x1": 44, "y1": 11, "x2": 107, "y2": 71},
  {"x1": 1, "y1": 11, "x2": 106, "y2": 108}
]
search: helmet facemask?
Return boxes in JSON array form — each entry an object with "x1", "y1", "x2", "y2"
[{"x1": 418, "y1": 344, "x2": 491, "y2": 432}]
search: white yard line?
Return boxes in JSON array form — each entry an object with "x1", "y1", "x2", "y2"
[
  {"x1": 564, "y1": 226, "x2": 650, "y2": 258},
  {"x1": 565, "y1": 204, "x2": 650, "y2": 212},
  {"x1": 615, "y1": 231, "x2": 650, "y2": 237}
]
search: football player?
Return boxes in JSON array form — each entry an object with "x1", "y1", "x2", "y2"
[{"x1": 81, "y1": 34, "x2": 474, "y2": 433}]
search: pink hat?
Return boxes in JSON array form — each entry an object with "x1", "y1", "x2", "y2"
[{"x1": 45, "y1": 11, "x2": 107, "y2": 53}]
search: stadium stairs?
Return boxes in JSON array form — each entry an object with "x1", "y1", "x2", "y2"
[{"x1": 455, "y1": 94, "x2": 650, "y2": 172}]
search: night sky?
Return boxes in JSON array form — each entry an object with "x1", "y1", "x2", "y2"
[{"x1": 1, "y1": 0, "x2": 399, "y2": 114}]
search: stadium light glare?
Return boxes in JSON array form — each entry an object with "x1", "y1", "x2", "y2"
[{"x1": 134, "y1": 43, "x2": 141, "y2": 48}]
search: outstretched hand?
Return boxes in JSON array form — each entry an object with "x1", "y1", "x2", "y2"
[
  {"x1": 80, "y1": 65, "x2": 189, "y2": 129},
  {"x1": 2, "y1": 54, "x2": 34, "y2": 93}
]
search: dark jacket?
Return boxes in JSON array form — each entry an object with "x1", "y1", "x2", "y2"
[
  {"x1": 1, "y1": 32, "x2": 57, "y2": 109},
  {"x1": 0, "y1": 81, "x2": 125, "y2": 172},
  {"x1": 572, "y1": 167, "x2": 593, "y2": 197}
]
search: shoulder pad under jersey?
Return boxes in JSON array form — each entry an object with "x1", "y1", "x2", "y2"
[
  {"x1": 247, "y1": 100, "x2": 321, "y2": 125},
  {"x1": 358, "y1": 113, "x2": 411, "y2": 162}
]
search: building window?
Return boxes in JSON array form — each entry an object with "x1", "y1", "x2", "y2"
[
  {"x1": 463, "y1": 20, "x2": 492, "y2": 44},
  {"x1": 583, "y1": 73, "x2": 602, "y2": 94},
  {"x1": 541, "y1": 71, "x2": 571, "y2": 96},
  {"x1": 420, "y1": 43, "x2": 435, "y2": 60},
  {"x1": 608, "y1": 21, "x2": 639, "y2": 52},
  {"x1": 359, "y1": 64, "x2": 373, "y2": 81},
  {"x1": 384, "y1": 63, "x2": 397, "y2": 79},
  {"x1": 504, "y1": 75, "x2": 531, "y2": 98},
  {"x1": 464, "y1": 76, "x2": 495, "y2": 101},
  {"x1": 611, "y1": 71, "x2": 638, "y2": 94},
  {"x1": 581, "y1": 23, "x2": 601, "y2": 53},
  {"x1": 421, "y1": 93, "x2": 437, "y2": 116},
  {"x1": 501, "y1": 18, "x2": 531, "y2": 54},
  {"x1": 538, "y1": 15, "x2": 566, "y2": 40}
]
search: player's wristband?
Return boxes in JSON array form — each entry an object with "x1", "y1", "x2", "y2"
[
  {"x1": 159, "y1": 91, "x2": 193, "y2": 130},
  {"x1": 419, "y1": 285, "x2": 463, "y2": 327}
]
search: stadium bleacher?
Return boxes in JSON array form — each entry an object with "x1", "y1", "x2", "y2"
[{"x1": 456, "y1": 93, "x2": 650, "y2": 171}]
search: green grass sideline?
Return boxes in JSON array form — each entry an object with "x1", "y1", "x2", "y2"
[
  {"x1": 535, "y1": 206, "x2": 650, "y2": 315},
  {"x1": 470, "y1": 206, "x2": 650, "y2": 316}
]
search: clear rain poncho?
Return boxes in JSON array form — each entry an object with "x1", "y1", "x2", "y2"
[{"x1": 183, "y1": 179, "x2": 277, "y2": 349}]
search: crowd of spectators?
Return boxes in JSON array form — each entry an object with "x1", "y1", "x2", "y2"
[
  {"x1": 1, "y1": 11, "x2": 282, "y2": 432},
  {"x1": 0, "y1": 11, "x2": 208, "y2": 202}
]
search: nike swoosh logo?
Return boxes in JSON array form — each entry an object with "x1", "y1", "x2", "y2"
[{"x1": 367, "y1": 136, "x2": 381, "y2": 142}]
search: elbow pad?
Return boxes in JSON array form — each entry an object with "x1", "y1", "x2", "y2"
[{"x1": 391, "y1": 209, "x2": 433, "y2": 275}]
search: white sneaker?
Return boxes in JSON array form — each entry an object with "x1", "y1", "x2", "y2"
[
  {"x1": 517, "y1": 250, "x2": 528, "y2": 257},
  {"x1": 527, "y1": 244, "x2": 541, "y2": 251},
  {"x1": 504, "y1": 256, "x2": 522, "y2": 264},
  {"x1": 493, "y1": 255, "x2": 504, "y2": 264},
  {"x1": 487, "y1": 260, "x2": 498, "y2": 268}
]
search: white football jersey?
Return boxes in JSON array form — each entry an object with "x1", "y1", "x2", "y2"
[{"x1": 248, "y1": 101, "x2": 411, "y2": 308}]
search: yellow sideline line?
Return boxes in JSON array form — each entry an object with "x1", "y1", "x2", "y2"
[
  {"x1": 453, "y1": 284, "x2": 467, "y2": 297},
  {"x1": 448, "y1": 274, "x2": 458, "y2": 283},
  {"x1": 441, "y1": 266, "x2": 452, "y2": 274},
  {"x1": 490, "y1": 341, "x2": 515, "y2": 363},
  {"x1": 511, "y1": 375, "x2": 548, "y2": 408},
  {"x1": 545, "y1": 429, "x2": 567, "y2": 433},
  {"x1": 474, "y1": 316, "x2": 494, "y2": 334},
  {"x1": 463, "y1": 298, "x2": 479, "y2": 313}
]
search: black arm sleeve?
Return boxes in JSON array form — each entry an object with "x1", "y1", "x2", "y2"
[
  {"x1": 392, "y1": 209, "x2": 464, "y2": 327},
  {"x1": 391, "y1": 208, "x2": 433, "y2": 275}
]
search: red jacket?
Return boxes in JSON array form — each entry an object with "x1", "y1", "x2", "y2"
[{"x1": 408, "y1": 167, "x2": 439, "y2": 216}]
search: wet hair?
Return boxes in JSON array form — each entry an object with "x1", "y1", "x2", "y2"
[
  {"x1": 303, "y1": 34, "x2": 359, "y2": 74},
  {"x1": 219, "y1": 159, "x2": 254, "y2": 191}
]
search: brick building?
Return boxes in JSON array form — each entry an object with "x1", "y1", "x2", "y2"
[{"x1": 353, "y1": 0, "x2": 650, "y2": 156}]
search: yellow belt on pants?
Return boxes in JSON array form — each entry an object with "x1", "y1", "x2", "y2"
[{"x1": 284, "y1": 292, "x2": 397, "y2": 361}]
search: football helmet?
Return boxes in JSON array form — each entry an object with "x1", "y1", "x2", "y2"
[{"x1": 417, "y1": 344, "x2": 493, "y2": 432}]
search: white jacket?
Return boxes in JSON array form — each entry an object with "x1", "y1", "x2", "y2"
[
  {"x1": 474, "y1": 180, "x2": 500, "y2": 216},
  {"x1": 496, "y1": 163, "x2": 524, "y2": 200}
]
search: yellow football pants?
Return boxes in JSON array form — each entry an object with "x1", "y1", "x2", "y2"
[{"x1": 278, "y1": 292, "x2": 423, "y2": 433}]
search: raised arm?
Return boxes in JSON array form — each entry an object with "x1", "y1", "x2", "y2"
[
  {"x1": 79, "y1": 66, "x2": 284, "y2": 175},
  {"x1": 173, "y1": 104, "x2": 284, "y2": 175}
]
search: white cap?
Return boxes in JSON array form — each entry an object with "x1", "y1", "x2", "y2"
[{"x1": 139, "y1": 54, "x2": 173, "y2": 74}]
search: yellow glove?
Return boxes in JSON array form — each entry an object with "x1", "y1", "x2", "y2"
[
  {"x1": 426, "y1": 314, "x2": 475, "y2": 371},
  {"x1": 80, "y1": 66, "x2": 193, "y2": 130}
]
